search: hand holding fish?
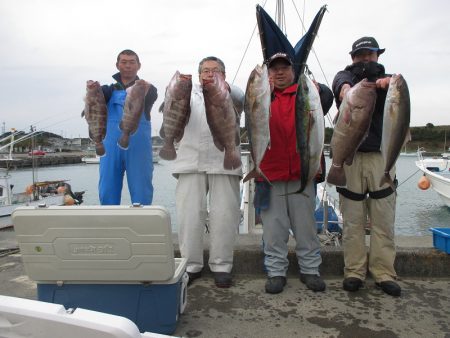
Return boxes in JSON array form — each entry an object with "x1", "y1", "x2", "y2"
[
  {"x1": 376, "y1": 76, "x2": 391, "y2": 90},
  {"x1": 339, "y1": 83, "x2": 351, "y2": 101}
]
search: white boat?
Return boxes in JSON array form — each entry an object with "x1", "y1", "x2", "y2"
[
  {"x1": 0, "y1": 170, "x2": 67, "y2": 217},
  {"x1": 82, "y1": 156, "x2": 100, "y2": 164},
  {"x1": 415, "y1": 151, "x2": 450, "y2": 207},
  {"x1": 83, "y1": 152, "x2": 159, "y2": 164}
]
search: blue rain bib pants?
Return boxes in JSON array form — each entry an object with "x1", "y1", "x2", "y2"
[{"x1": 99, "y1": 90, "x2": 153, "y2": 205}]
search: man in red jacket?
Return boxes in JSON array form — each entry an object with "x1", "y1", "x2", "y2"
[{"x1": 259, "y1": 53, "x2": 330, "y2": 294}]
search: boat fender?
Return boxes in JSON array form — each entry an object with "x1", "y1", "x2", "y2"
[
  {"x1": 25, "y1": 185, "x2": 34, "y2": 195},
  {"x1": 418, "y1": 176, "x2": 430, "y2": 190}
]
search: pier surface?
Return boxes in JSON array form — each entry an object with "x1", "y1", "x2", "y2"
[{"x1": 1, "y1": 230, "x2": 449, "y2": 337}]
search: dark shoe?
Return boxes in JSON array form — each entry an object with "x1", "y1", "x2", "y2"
[
  {"x1": 376, "y1": 281, "x2": 401, "y2": 297},
  {"x1": 214, "y1": 272, "x2": 232, "y2": 288},
  {"x1": 187, "y1": 271, "x2": 202, "y2": 286},
  {"x1": 343, "y1": 277, "x2": 363, "y2": 292},
  {"x1": 300, "y1": 273, "x2": 326, "y2": 292},
  {"x1": 265, "y1": 276, "x2": 287, "y2": 294}
]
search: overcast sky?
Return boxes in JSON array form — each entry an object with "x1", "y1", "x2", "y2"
[{"x1": 1, "y1": 0, "x2": 449, "y2": 138}]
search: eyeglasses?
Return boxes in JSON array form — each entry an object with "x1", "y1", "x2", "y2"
[{"x1": 200, "y1": 68, "x2": 223, "y2": 74}]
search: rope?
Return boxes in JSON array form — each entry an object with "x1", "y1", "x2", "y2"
[
  {"x1": 397, "y1": 168, "x2": 421, "y2": 188},
  {"x1": 231, "y1": 0, "x2": 268, "y2": 85}
]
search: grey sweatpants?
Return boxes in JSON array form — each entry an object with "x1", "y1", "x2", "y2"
[{"x1": 261, "y1": 180, "x2": 322, "y2": 277}]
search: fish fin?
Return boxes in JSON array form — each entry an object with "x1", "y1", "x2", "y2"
[
  {"x1": 283, "y1": 185, "x2": 309, "y2": 197},
  {"x1": 402, "y1": 128, "x2": 412, "y2": 146},
  {"x1": 159, "y1": 125, "x2": 166, "y2": 139},
  {"x1": 379, "y1": 173, "x2": 397, "y2": 192},
  {"x1": 117, "y1": 134, "x2": 129, "y2": 150},
  {"x1": 158, "y1": 101, "x2": 165, "y2": 113},
  {"x1": 175, "y1": 129, "x2": 185, "y2": 143},
  {"x1": 344, "y1": 153, "x2": 355, "y2": 166},
  {"x1": 159, "y1": 141, "x2": 177, "y2": 160},
  {"x1": 327, "y1": 164, "x2": 347, "y2": 187},
  {"x1": 224, "y1": 148, "x2": 242, "y2": 170},
  {"x1": 95, "y1": 143, "x2": 105, "y2": 157},
  {"x1": 213, "y1": 138, "x2": 224, "y2": 152}
]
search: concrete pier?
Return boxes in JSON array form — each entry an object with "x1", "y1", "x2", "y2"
[{"x1": 0, "y1": 229, "x2": 449, "y2": 337}]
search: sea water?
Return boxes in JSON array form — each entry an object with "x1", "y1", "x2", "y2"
[{"x1": 3, "y1": 155, "x2": 448, "y2": 236}]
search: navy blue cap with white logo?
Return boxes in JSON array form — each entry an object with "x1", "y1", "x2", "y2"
[{"x1": 349, "y1": 37, "x2": 385, "y2": 56}]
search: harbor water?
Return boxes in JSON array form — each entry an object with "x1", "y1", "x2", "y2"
[{"x1": 1, "y1": 155, "x2": 448, "y2": 236}]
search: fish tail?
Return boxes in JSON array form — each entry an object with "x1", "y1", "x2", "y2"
[
  {"x1": 243, "y1": 169, "x2": 258, "y2": 183},
  {"x1": 117, "y1": 134, "x2": 129, "y2": 150},
  {"x1": 159, "y1": 141, "x2": 177, "y2": 160},
  {"x1": 243, "y1": 168, "x2": 272, "y2": 184},
  {"x1": 327, "y1": 164, "x2": 347, "y2": 187},
  {"x1": 95, "y1": 143, "x2": 106, "y2": 157},
  {"x1": 224, "y1": 149, "x2": 242, "y2": 170},
  {"x1": 379, "y1": 173, "x2": 397, "y2": 192},
  {"x1": 258, "y1": 169, "x2": 272, "y2": 185}
]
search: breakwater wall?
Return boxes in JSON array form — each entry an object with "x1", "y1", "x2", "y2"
[{"x1": 0, "y1": 155, "x2": 83, "y2": 169}]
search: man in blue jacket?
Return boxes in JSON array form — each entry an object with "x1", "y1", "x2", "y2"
[{"x1": 99, "y1": 49, "x2": 158, "y2": 205}]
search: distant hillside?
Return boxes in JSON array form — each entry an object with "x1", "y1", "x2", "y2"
[{"x1": 324, "y1": 124, "x2": 450, "y2": 152}]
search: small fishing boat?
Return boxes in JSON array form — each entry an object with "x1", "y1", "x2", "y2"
[
  {"x1": 0, "y1": 170, "x2": 83, "y2": 217},
  {"x1": 0, "y1": 131, "x2": 84, "y2": 217},
  {"x1": 82, "y1": 155, "x2": 100, "y2": 164}
]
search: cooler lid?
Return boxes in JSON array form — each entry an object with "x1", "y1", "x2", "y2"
[
  {"x1": 0, "y1": 295, "x2": 175, "y2": 337},
  {"x1": 12, "y1": 205, "x2": 176, "y2": 282}
]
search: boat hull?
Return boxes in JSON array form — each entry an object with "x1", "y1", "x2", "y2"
[
  {"x1": 416, "y1": 159, "x2": 450, "y2": 208},
  {"x1": 0, "y1": 195, "x2": 65, "y2": 217}
]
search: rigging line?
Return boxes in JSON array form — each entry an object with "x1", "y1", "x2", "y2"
[
  {"x1": 231, "y1": 0, "x2": 268, "y2": 85},
  {"x1": 397, "y1": 168, "x2": 421, "y2": 188},
  {"x1": 290, "y1": 0, "x2": 306, "y2": 33},
  {"x1": 302, "y1": 0, "x2": 306, "y2": 35}
]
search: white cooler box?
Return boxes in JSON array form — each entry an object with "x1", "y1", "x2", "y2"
[{"x1": 12, "y1": 205, "x2": 188, "y2": 335}]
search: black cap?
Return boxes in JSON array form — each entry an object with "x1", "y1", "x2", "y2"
[
  {"x1": 349, "y1": 37, "x2": 385, "y2": 56},
  {"x1": 266, "y1": 52, "x2": 293, "y2": 67}
]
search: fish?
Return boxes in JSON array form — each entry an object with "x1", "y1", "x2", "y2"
[
  {"x1": 327, "y1": 79, "x2": 377, "y2": 187},
  {"x1": 118, "y1": 79, "x2": 151, "y2": 149},
  {"x1": 203, "y1": 73, "x2": 242, "y2": 170},
  {"x1": 243, "y1": 64, "x2": 271, "y2": 183},
  {"x1": 84, "y1": 80, "x2": 107, "y2": 156},
  {"x1": 159, "y1": 71, "x2": 192, "y2": 160},
  {"x1": 292, "y1": 74, "x2": 325, "y2": 194},
  {"x1": 380, "y1": 74, "x2": 411, "y2": 190}
]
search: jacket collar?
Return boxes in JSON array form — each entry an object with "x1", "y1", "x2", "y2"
[
  {"x1": 274, "y1": 83, "x2": 297, "y2": 95},
  {"x1": 112, "y1": 72, "x2": 140, "y2": 89}
]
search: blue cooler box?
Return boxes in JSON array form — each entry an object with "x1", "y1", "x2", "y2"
[{"x1": 12, "y1": 205, "x2": 188, "y2": 335}]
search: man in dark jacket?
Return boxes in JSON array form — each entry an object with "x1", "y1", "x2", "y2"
[{"x1": 332, "y1": 37, "x2": 401, "y2": 297}]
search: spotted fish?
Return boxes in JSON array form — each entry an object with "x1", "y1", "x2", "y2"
[
  {"x1": 118, "y1": 80, "x2": 150, "y2": 149},
  {"x1": 159, "y1": 71, "x2": 192, "y2": 160},
  {"x1": 84, "y1": 80, "x2": 107, "y2": 156},
  {"x1": 203, "y1": 73, "x2": 241, "y2": 170}
]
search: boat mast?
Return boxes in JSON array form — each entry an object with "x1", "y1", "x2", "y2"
[{"x1": 30, "y1": 125, "x2": 38, "y2": 201}]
